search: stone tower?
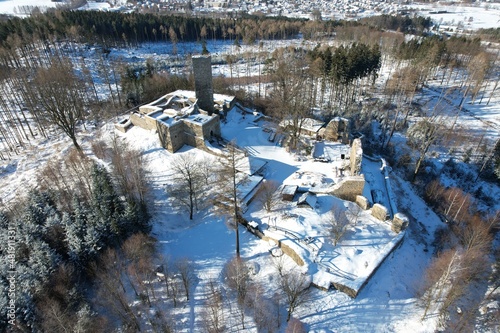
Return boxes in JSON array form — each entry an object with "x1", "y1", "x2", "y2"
[{"x1": 192, "y1": 54, "x2": 214, "y2": 115}]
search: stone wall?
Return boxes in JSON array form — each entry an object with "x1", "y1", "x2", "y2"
[
  {"x1": 350, "y1": 138, "x2": 363, "y2": 176},
  {"x1": 371, "y1": 203, "x2": 389, "y2": 221},
  {"x1": 322, "y1": 118, "x2": 350, "y2": 143},
  {"x1": 157, "y1": 121, "x2": 186, "y2": 153},
  {"x1": 392, "y1": 213, "x2": 409, "y2": 233},
  {"x1": 262, "y1": 236, "x2": 305, "y2": 266},
  {"x1": 114, "y1": 118, "x2": 132, "y2": 133},
  {"x1": 355, "y1": 195, "x2": 369, "y2": 210},
  {"x1": 243, "y1": 223, "x2": 305, "y2": 267},
  {"x1": 184, "y1": 120, "x2": 205, "y2": 138},
  {"x1": 331, "y1": 175, "x2": 365, "y2": 202},
  {"x1": 202, "y1": 115, "x2": 221, "y2": 138},
  {"x1": 130, "y1": 113, "x2": 153, "y2": 130}
]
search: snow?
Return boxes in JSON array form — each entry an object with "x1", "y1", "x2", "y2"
[
  {"x1": 102, "y1": 106, "x2": 444, "y2": 331},
  {"x1": 0, "y1": 2, "x2": 498, "y2": 331},
  {"x1": 415, "y1": 3, "x2": 500, "y2": 31},
  {"x1": 0, "y1": 0, "x2": 58, "y2": 15},
  {"x1": 78, "y1": 1, "x2": 111, "y2": 12},
  {"x1": 0, "y1": 0, "x2": 111, "y2": 15}
]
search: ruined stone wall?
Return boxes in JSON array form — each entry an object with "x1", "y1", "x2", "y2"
[
  {"x1": 183, "y1": 120, "x2": 204, "y2": 138},
  {"x1": 392, "y1": 213, "x2": 409, "y2": 233},
  {"x1": 183, "y1": 133, "x2": 207, "y2": 151},
  {"x1": 323, "y1": 118, "x2": 349, "y2": 143},
  {"x1": 168, "y1": 122, "x2": 186, "y2": 153},
  {"x1": 130, "y1": 113, "x2": 154, "y2": 130},
  {"x1": 371, "y1": 203, "x2": 389, "y2": 221},
  {"x1": 184, "y1": 115, "x2": 221, "y2": 149},
  {"x1": 192, "y1": 55, "x2": 214, "y2": 114},
  {"x1": 139, "y1": 96, "x2": 168, "y2": 115},
  {"x1": 261, "y1": 236, "x2": 305, "y2": 266},
  {"x1": 350, "y1": 138, "x2": 363, "y2": 175},
  {"x1": 331, "y1": 175, "x2": 365, "y2": 202},
  {"x1": 156, "y1": 121, "x2": 186, "y2": 153},
  {"x1": 202, "y1": 115, "x2": 221, "y2": 138},
  {"x1": 114, "y1": 119, "x2": 132, "y2": 133}
]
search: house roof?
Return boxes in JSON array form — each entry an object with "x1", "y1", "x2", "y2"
[
  {"x1": 280, "y1": 117, "x2": 325, "y2": 133},
  {"x1": 282, "y1": 185, "x2": 298, "y2": 197},
  {"x1": 297, "y1": 192, "x2": 317, "y2": 208},
  {"x1": 235, "y1": 156, "x2": 267, "y2": 176}
]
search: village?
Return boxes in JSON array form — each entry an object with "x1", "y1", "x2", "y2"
[{"x1": 115, "y1": 53, "x2": 409, "y2": 298}]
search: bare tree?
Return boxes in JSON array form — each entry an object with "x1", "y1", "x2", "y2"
[
  {"x1": 199, "y1": 156, "x2": 217, "y2": 186},
  {"x1": 215, "y1": 141, "x2": 247, "y2": 257},
  {"x1": 258, "y1": 180, "x2": 280, "y2": 212},
  {"x1": 268, "y1": 48, "x2": 312, "y2": 150},
  {"x1": 279, "y1": 270, "x2": 310, "y2": 322},
  {"x1": 407, "y1": 117, "x2": 444, "y2": 182},
  {"x1": 120, "y1": 234, "x2": 157, "y2": 307},
  {"x1": 93, "y1": 248, "x2": 142, "y2": 331},
  {"x1": 328, "y1": 203, "x2": 353, "y2": 246},
  {"x1": 38, "y1": 148, "x2": 93, "y2": 210},
  {"x1": 223, "y1": 257, "x2": 249, "y2": 305},
  {"x1": 175, "y1": 258, "x2": 195, "y2": 301},
  {"x1": 201, "y1": 279, "x2": 225, "y2": 333},
  {"x1": 159, "y1": 257, "x2": 181, "y2": 308},
  {"x1": 246, "y1": 283, "x2": 279, "y2": 332},
  {"x1": 419, "y1": 249, "x2": 462, "y2": 321},
  {"x1": 32, "y1": 56, "x2": 87, "y2": 151},
  {"x1": 167, "y1": 152, "x2": 205, "y2": 220},
  {"x1": 127, "y1": 257, "x2": 156, "y2": 308},
  {"x1": 110, "y1": 136, "x2": 149, "y2": 205}
]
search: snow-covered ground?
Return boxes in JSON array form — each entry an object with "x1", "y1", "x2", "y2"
[
  {"x1": 413, "y1": 3, "x2": 500, "y2": 31},
  {"x1": 0, "y1": 0, "x2": 57, "y2": 13},
  {"x1": 0, "y1": 0, "x2": 112, "y2": 15},
  {"x1": 95, "y1": 105, "x2": 444, "y2": 332},
  {"x1": 0, "y1": 2, "x2": 498, "y2": 331},
  {"x1": 1, "y1": 0, "x2": 500, "y2": 32}
]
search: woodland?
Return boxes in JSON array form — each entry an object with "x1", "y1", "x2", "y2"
[{"x1": 0, "y1": 8, "x2": 499, "y2": 332}]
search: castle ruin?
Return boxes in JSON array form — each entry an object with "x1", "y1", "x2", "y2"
[{"x1": 116, "y1": 55, "x2": 235, "y2": 153}]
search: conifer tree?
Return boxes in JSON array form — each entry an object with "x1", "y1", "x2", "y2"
[
  {"x1": 65, "y1": 199, "x2": 89, "y2": 265},
  {"x1": 90, "y1": 163, "x2": 123, "y2": 242}
]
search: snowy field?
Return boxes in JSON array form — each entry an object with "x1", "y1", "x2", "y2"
[
  {"x1": 0, "y1": 0, "x2": 112, "y2": 15},
  {"x1": 0, "y1": 0, "x2": 57, "y2": 15},
  {"x1": 1, "y1": 1, "x2": 499, "y2": 32}
]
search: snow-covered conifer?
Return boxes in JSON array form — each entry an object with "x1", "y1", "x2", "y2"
[
  {"x1": 64, "y1": 207, "x2": 86, "y2": 265},
  {"x1": 90, "y1": 163, "x2": 124, "y2": 241}
]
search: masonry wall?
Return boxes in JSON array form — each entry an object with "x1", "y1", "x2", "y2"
[
  {"x1": 323, "y1": 118, "x2": 349, "y2": 143},
  {"x1": 202, "y1": 115, "x2": 221, "y2": 138},
  {"x1": 331, "y1": 175, "x2": 365, "y2": 202},
  {"x1": 157, "y1": 121, "x2": 186, "y2": 153},
  {"x1": 350, "y1": 138, "x2": 363, "y2": 175},
  {"x1": 130, "y1": 113, "x2": 152, "y2": 130}
]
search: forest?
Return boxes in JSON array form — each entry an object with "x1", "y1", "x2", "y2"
[{"x1": 0, "y1": 8, "x2": 499, "y2": 332}]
